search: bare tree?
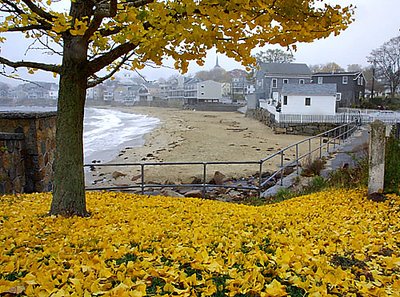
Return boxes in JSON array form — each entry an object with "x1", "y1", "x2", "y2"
[
  {"x1": 347, "y1": 64, "x2": 363, "y2": 72},
  {"x1": 368, "y1": 36, "x2": 400, "y2": 99},
  {"x1": 309, "y1": 62, "x2": 344, "y2": 73},
  {"x1": 254, "y1": 49, "x2": 295, "y2": 64}
]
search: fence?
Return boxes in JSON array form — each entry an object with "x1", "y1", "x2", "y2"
[
  {"x1": 275, "y1": 112, "x2": 400, "y2": 125},
  {"x1": 85, "y1": 122, "x2": 359, "y2": 198}
]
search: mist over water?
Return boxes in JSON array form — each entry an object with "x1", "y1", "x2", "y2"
[{"x1": 0, "y1": 106, "x2": 160, "y2": 163}]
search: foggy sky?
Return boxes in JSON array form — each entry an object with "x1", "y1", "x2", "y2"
[{"x1": 0, "y1": 0, "x2": 398, "y2": 85}]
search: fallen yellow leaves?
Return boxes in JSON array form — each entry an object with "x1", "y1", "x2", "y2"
[{"x1": 0, "y1": 189, "x2": 399, "y2": 296}]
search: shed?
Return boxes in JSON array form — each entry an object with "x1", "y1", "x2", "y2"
[{"x1": 280, "y1": 84, "x2": 337, "y2": 115}]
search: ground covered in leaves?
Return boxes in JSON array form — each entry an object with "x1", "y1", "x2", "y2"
[{"x1": 0, "y1": 189, "x2": 399, "y2": 296}]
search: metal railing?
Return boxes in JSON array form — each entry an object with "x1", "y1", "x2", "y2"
[{"x1": 85, "y1": 122, "x2": 359, "y2": 198}]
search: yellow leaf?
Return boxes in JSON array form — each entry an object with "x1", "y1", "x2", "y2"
[{"x1": 264, "y1": 279, "x2": 287, "y2": 297}]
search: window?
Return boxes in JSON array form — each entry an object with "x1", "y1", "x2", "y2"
[
  {"x1": 201, "y1": 92, "x2": 204, "y2": 95},
  {"x1": 299, "y1": 79, "x2": 305, "y2": 84},
  {"x1": 342, "y1": 76, "x2": 348, "y2": 84},
  {"x1": 358, "y1": 77, "x2": 363, "y2": 85},
  {"x1": 336, "y1": 93, "x2": 342, "y2": 101},
  {"x1": 283, "y1": 79, "x2": 289, "y2": 84},
  {"x1": 305, "y1": 97, "x2": 311, "y2": 106},
  {"x1": 272, "y1": 78, "x2": 277, "y2": 88},
  {"x1": 201, "y1": 85, "x2": 205, "y2": 88},
  {"x1": 283, "y1": 96, "x2": 288, "y2": 105},
  {"x1": 317, "y1": 77, "x2": 323, "y2": 84}
]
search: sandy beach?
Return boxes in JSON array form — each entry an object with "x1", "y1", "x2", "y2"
[{"x1": 86, "y1": 106, "x2": 316, "y2": 187}]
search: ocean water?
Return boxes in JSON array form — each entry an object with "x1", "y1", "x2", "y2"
[
  {"x1": 83, "y1": 108, "x2": 159, "y2": 163},
  {"x1": 0, "y1": 106, "x2": 160, "y2": 163}
]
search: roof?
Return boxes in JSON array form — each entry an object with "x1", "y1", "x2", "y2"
[
  {"x1": 281, "y1": 83, "x2": 337, "y2": 96},
  {"x1": 312, "y1": 71, "x2": 364, "y2": 79},
  {"x1": 259, "y1": 63, "x2": 312, "y2": 76}
]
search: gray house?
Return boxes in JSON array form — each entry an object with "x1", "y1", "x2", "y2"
[
  {"x1": 311, "y1": 72, "x2": 366, "y2": 107},
  {"x1": 254, "y1": 63, "x2": 312, "y2": 101}
]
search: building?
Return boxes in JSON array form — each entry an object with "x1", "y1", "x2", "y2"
[
  {"x1": 255, "y1": 63, "x2": 312, "y2": 101},
  {"x1": 279, "y1": 84, "x2": 337, "y2": 115},
  {"x1": 86, "y1": 84, "x2": 105, "y2": 101},
  {"x1": 9, "y1": 82, "x2": 59, "y2": 100},
  {"x1": 228, "y1": 69, "x2": 249, "y2": 102},
  {"x1": 197, "y1": 80, "x2": 223, "y2": 103},
  {"x1": 184, "y1": 77, "x2": 201, "y2": 105},
  {"x1": 311, "y1": 72, "x2": 366, "y2": 107}
]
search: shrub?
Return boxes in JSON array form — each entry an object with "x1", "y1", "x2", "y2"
[
  {"x1": 327, "y1": 158, "x2": 369, "y2": 189},
  {"x1": 301, "y1": 157, "x2": 326, "y2": 177},
  {"x1": 384, "y1": 124, "x2": 400, "y2": 194}
]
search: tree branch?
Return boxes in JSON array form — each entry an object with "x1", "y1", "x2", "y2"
[
  {"x1": 2, "y1": 0, "x2": 54, "y2": 31},
  {"x1": 124, "y1": 0, "x2": 155, "y2": 8},
  {"x1": 87, "y1": 52, "x2": 135, "y2": 88},
  {"x1": 20, "y1": 0, "x2": 55, "y2": 21},
  {"x1": 99, "y1": 26, "x2": 123, "y2": 37},
  {"x1": 2, "y1": 0, "x2": 24, "y2": 15},
  {"x1": 36, "y1": 36, "x2": 63, "y2": 56},
  {"x1": 0, "y1": 56, "x2": 61, "y2": 73},
  {"x1": 88, "y1": 42, "x2": 138, "y2": 75},
  {"x1": 7, "y1": 24, "x2": 52, "y2": 32},
  {"x1": 84, "y1": 15, "x2": 104, "y2": 41},
  {"x1": 0, "y1": 71, "x2": 51, "y2": 87}
]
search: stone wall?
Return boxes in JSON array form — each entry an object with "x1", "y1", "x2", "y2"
[
  {"x1": 273, "y1": 122, "x2": 338, "y2": 136},
  {"x1": 0, "y1": 111, "x2": 57, "y2": 193},
  {"x1": 246, "y1": 108, "x2": 338, "y2": 136},
  {"x1": 185, "y1": 103, "x2": 244, "y2": 112},
  {"x1": 0, "y1": 133, "x2": 25, "y2": 194}
]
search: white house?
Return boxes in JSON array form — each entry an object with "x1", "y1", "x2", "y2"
[
  {"x1": 279, "y1": 84, "x2": 337, "y2": 115},
  {"x1": 197, "y1": 80, "x2": 222, "y2": 103}
]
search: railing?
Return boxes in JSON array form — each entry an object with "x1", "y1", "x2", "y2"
[
  {"x1": 337, "y1": 107, "x2": 387, "y2": 114},
  {"x1": 85, "y1": 122, "x2": 359, "y2": 198},
  {"x1": 275, "y1": 112, "x2": 400, "y2": 124},
  {"x1": 275, "y1": 113, "x2": 362, "y2": 124}
]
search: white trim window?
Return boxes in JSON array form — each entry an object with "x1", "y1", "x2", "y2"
[
  {"x1": 283, "y1": 95, "x2": 288, "y2": 105},
  {"x1": 283, "y1": 79, "x2": 289, "y2": 84},
  {"x1": 342, "y1": 76, "x2": 348, "y2": 84},
  {"x1": 305, "y1": 97, "x2": 311, "y2": 106},
  {"x1": 358, "y1": 77, "x2": 363, "y2": 85},
  {"x1": 299, "y1": 79, "x2": 305, "y2": 84},
  {"x1": 317, "y1": 77, "x2": 323, "y2": 84},
  {"x1": 336, "y1": 93, "x2": 342, "y2": 101},
  {"x1": 272, "y1": 78, "x2": 278, "y2": 88}
]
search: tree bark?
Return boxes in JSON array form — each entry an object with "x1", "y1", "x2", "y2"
[{"x1": 50, "y1": 35, "x2": 89, "y2": 217}]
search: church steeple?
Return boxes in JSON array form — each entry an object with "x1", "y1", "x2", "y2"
[{"x1": 215, "y1": 56, "x2": 220, "y2": 68}]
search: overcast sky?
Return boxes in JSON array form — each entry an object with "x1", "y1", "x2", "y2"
[{"x1": 0, "y1": 0, "x2": 399, "y2": 85}]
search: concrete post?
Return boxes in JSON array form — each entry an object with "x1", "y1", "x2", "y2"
[{"x1": 368, "y1": 120, "x2": 386, "y2": 195}]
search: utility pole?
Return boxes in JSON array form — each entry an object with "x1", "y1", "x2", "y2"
[{"x1": 371, "y1": 65, "x2": 375, "y2": 100}]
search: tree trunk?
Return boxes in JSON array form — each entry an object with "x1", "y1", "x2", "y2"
[{"x1": 50, "y1": 35, "x2": 89, "y2": 217}]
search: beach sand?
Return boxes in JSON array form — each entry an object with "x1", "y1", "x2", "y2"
[{"x1": 86, "y1": 107, "x2": 317, "y2": 187}]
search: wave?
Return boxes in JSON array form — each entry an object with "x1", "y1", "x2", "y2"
[{"x1": 0, "y1": 105, "x2": 160, "y2": 163}]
